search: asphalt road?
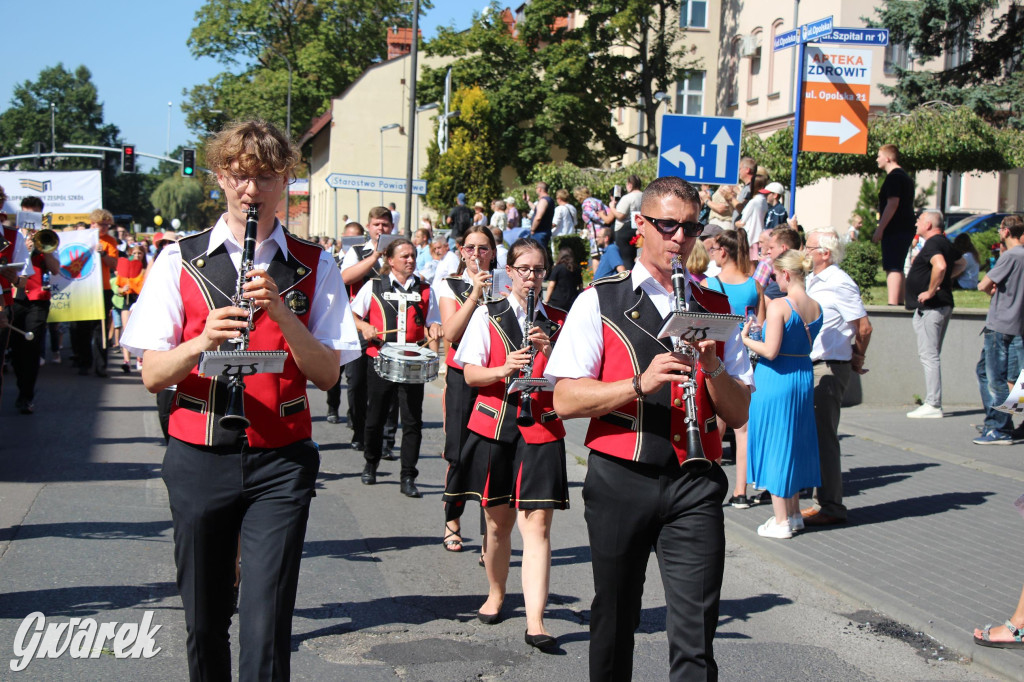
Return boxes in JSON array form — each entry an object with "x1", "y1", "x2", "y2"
[{"x1": 0, "y1": 359, "x2": 999, "y2": 680}]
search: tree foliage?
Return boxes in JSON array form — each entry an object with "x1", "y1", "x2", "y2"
[
  {"x1": 151, "y1": 175, "x2": 212, "y2": 230},
  {"x1": 184, "y1": 0, "x2": 417, "y2": 142},
  {"x1": 872, "y1": 0, "x2": 1024, "y2": 128},
  {"x1": 420, "y1": 0, "x2": 697, "y2": 178}
]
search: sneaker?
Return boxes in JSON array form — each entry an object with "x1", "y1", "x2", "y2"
[
  {"x1": 788, "y1": 514, "x2": 805, "y2": 532},
  {"x1": 757, "y1": 516, "x2": 793, "y2": 539},
  {"x1": 729, "y1": 495, "x2": 750, "y2": 509},
  {"x1": 907, "y1": 403, "x2": 943, "y2": 419},
  {"x1": 974, "y1": 429, "x2": 1014, "y2": 446},
  {"x1": 51, "y1": 353, "x2": 61, "y2": 364},
  {"x1": 755, "y1": 490, "x2": 772, "y2": 506},
  {"x1": 39, "y1": 356, "x2": 46, "y2": 366}
]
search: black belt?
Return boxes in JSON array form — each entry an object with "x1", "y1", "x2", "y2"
[{"x1": 812, "y1": 359, "x2": 850, "y2": 366}]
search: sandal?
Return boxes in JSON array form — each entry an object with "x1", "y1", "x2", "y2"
[
  {"x1": 975, "y1": 620, "x2": 1024, "y2": 648},
  {"x1": 443, "y1": 523, "x2": 463, "y2": 553}
]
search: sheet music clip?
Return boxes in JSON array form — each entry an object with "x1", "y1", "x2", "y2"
[
  {"x1": 508, "y1": 377, "x2": 553, "y2": 394},
  {"x1": 197, "y1": 350, "x2": 289, "y2": 378},
  {"x1": 657, "y1": 311, "x2": 744, "y2": 343}
]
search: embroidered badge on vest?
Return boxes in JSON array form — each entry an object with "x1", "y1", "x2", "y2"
[{"x1": 285, "y1": 290, "x2": 309, "y2": 315}]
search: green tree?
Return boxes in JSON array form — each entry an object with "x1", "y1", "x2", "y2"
[
  {"x1": 423, "y1": 86, "x2": 502, "y2": 211},
  {"x1": 0, "y1": 64, "x2": 119, "y2": 171},
  {"x1": 183, "y1": 0, "x2": 417, "y2": 141},
  {"x1": 873, "y1": 0, "x2": 1024, "y2": 128},
  {"x1": 151, "y1": 175, "x2": 210, "y2": 231}
]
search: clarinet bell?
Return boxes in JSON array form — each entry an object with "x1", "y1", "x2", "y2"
[
  {"x1": 681, "y1": 427, "x2": 713, "y2": 472},
  {"x1": 220, "y1": 382, "x2": 250, "y2": 432}
]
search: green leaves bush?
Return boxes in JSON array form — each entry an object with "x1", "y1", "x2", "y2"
[{"x1": 840, "y1": 240, "x2": 882, "y2": 303}]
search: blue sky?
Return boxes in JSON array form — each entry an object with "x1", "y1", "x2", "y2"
[{"x1": 0, "y1": 0, "x2": 483, "y2": 171}]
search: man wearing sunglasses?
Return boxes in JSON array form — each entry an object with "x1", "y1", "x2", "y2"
[{"x1": 547, "y1": 176, "x2": 753, "y2": 681}]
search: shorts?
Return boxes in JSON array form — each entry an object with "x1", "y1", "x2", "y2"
[{"x1": 881, "y1": 228, "x2": 914, "y2": 272}]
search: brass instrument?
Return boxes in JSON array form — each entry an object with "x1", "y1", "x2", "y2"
[
  {"x1": 32, "y1": 229, "x2": 59, "y2": 254},
  {"x1": 671, "y1": 257, "x2": 712, "y2": 473},
  {"x1": 220, "y1": 205, "x2": 260, "y2": 431},
  {"x1": 516, "y1": 287, "x2": 538, "y2": 427}
]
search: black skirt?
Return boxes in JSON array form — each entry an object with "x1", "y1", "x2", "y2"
[
  {"x1": 443, "y1": 431, "x2": 569, "y2": 510},
  {"x1": 442, "y1": 366, "x2": 476, "y2": 465}
]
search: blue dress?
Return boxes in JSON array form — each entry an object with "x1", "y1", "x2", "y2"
[
  {"x1": 704, "y1": 276, "x2": 759, "y2": 316},
  {"x1": 747, "y1": 300, "x2": 823, "y2": 497}
]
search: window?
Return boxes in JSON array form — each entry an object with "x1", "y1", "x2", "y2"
[
  {"x1": 675, "y1": 71, "x2": 705, "y2": 115},
  {"x1": 884, "y1": 42, "x2": 910, "y2": 74},
  {"x1": 767, "y1": 19, "x2": 784, "y2": 94},
  {"x1": 747, "y1": 30, "x2": 763, "y2": 102},
  {"x1": 945, "y1": 24, "x2": 972, "y2": 69},
  {"x1": 679, "y1": 0, "x2": 708, "y2": 28}
]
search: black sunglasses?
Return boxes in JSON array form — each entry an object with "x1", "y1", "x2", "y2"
[{"x1": 641, "y1": 215, "x2": 704, "y2": 237}]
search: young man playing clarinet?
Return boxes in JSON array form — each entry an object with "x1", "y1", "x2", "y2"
[
  {"x1": 121, "y1": 119, "x2": 360, "y2": 681},
  {"x1": 546, "y1": 176, "x2": 753, "y2": 681}
]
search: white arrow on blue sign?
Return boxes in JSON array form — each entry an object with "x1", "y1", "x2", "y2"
[
  {"x1": 816, "y1": 27, "x2": 889, "y2": 46},
  {"x1": 326, "y1": 173, "x2": 427, "y2": 196},
  {"x1": 658, "y1": 115, "x2": 743, "y2": 186}
]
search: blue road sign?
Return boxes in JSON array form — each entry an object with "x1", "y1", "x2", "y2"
[
  {"x1": 816, "y1": 27, "x2": 889, "y2": 46},
  {"x1": 325, "y1": 173, "x2": 426, "y2": 195},
  {"x1": 800, "y1": 16, "x2": 833, "y2": 43},
  {"x1": 658, "y1": 115, "x2": 743, "y2": 186},
  {"x1": 773, "y1": 29, "x2": 799, "y2": 51}
]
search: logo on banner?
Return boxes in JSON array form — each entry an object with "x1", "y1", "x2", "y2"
[
  {"x1": 19, "y1": 179, "x2": 52, "y2": 193},
  {"x1": 59, "y1": 245, "x2": 96, "y2": 281}
]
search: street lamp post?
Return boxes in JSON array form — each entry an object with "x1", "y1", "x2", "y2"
[
  {"x1": 379, "y1": 123, "x2": 400, "y2": 205},
  {"x1": 166, "y1": 101, "x2": 173, "y2": 156}
]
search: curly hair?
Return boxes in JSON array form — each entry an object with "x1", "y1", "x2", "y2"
[{"x1": 206, "y1": 119, "x2": 299, "y2": 179}]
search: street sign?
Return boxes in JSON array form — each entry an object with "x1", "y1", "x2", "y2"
[
  {"x1": 800, "y1": 46, "x2": 872, "y2": 154},
  {"x1": 817, "y1": 27, "x2": 889, "y2": 46},
  {"x1": 325, "y1": 173, "x2": 427, "y2": 196},
  {"x1": 658, "y1": 115, "x2": 743, "y2": 186},
  {"x1": 773, "y1": 29, "x2": 799, "y2": 52},
  {"x1": 800, "y1": 16, "x2": 833, "y2": 43}
]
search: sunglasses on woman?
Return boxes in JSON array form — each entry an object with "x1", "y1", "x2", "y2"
[{"x1": 641, "y1": 215, "x2": 704, "y2": 237}]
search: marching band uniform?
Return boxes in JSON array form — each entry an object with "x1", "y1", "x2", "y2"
[
  {"x1": 350, "y1": 272, "x2": 440, "y2": 493},
  {"x1": 443, "y1": 295, "x2": 569, "y2": 511},
  {"x1": 121, "y1": 217, "x2": 360, "y2": 680},
  {"x1": 11, "y1": 247, "x2": 56, "y2": 412},
  {"x1": 0, "y1": 226, "x2": 34, "y2": 403},
  {"x1": 545, "y1": 265, "x2": 754, "y2": 681}
]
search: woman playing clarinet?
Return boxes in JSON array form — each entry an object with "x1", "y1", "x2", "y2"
[{"x1": 443, "y1": 238, "x2": 567, "y2": 651}]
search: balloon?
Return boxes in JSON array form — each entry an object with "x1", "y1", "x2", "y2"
[
  {"x1": 154, "y1": 215, "x2": 163, "y2": 226},
  {"x1": 171, "y1": 218, "x2": 181, "y2": 229}
]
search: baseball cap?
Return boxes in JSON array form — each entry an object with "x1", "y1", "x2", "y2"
[
  {"x1": 761, "y1": 182, "x2": 786, "y2": 195},
  {"x1": 700, "y1": 223, "x2": 724, "y2": 239},
  {"x1": 457, "y1": 192, "x2": 466, "y2": 203}
]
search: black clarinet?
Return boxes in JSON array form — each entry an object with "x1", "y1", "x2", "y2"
[
  {"x1": 220, "y1": 206, "x2": 260, "y2": 431},
  {"x1": 672, "y1": 258, "x2": 713, "y2": 473},
  {"x1": 516, "y1": 287, "x2": 538, "y2": 427}
]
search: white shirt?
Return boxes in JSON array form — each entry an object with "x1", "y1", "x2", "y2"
[
  {"x1": 806, "y1": 264, "x2": 867, "y2": 362},
  {"x1": 496, "y1": 245, "x2": 508, "y2": 269},
  {"x1": 432, "y1": 250, "x2": 461, "y2": 284},
  {"x1": 613, "y1": 190, "x2": 643, "y2": 232},
  {"x1": 454, "y1": 293, "x2": 548, "y2": 369},
  {"x1": 350, "y1": 273, "x2": 441, "y2": 327},
  {"x1": 339, "y1": 238, "x2": 382, "y2": 273},
  {"x1": 121, "y1": 217, "x2": 361, "y2": 365},
  {"x1": 552, "y1": 204, "x2": 578, "y2": 237},
  {"x1": 739, "y1": 194, "x2": 767, "y2": 247},
  {"x1": 545, "y1": 262, "x2": 754, "y2": 387},
  {"x1": 6, "y1": 235, "x2": 34, "y2": 278}
]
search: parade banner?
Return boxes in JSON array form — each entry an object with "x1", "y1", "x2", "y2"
[
  {"x1": 0, "y1": 171, "x2": 102, "y2": 216},
  {"x1": 47, "y1": 229, "x2": 104, "y2": 323}
]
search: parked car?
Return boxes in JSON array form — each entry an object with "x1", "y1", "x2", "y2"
[{"x1": 945, "y1": 212, "x2": 1013, "y2": 240}]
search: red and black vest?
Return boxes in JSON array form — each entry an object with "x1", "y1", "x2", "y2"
[
  {"x1": 17, "y1": 251, "x2": 52, "y2": 302},
  {"x1": 0, "y1": 226, "x2": 18, "y2": 306},
  {"x1": 444, "y1": 276, "x2": 477, "y2": 369},
  {"x1": 169, "y1": 228, "x2": 322, "y2": 449},
  {"x1": 345, "y1": 242, "x2": 382, "y2": 300},
  {"x1": 467, "y1": 297, "x2": 567, "y2": 445},
  {"x1": 363, "y1": 275, "x2": 431, "y2": 358},
  {"x1": 584, "y1": 272, "x2": 731, "y2": 467}
]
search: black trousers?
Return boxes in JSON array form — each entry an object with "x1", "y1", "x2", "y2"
[
  {"x1": 364, "y1": 363, "x2": 422, "y2": 479},
  {"x1": 10, "y1": 298, "x2": 50, "y2": 402},
  {"x1": 584, "y1": 452, "x2": 728, "y2": 682},
  {"x1": 0, "y1": 309, "x2": 10, "y2": 402},
  {"x1": 162, "y1": 437, "x2": 319, "y2": 682}
]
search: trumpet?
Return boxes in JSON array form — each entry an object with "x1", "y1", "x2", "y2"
[
  {"x1": 516, "y1": 287, "x2": 538, "y2": 427},
  {"x1": 220, "y1": 205, "x2": 260, "y2": 432},
  {"x1": 32, "y1": 228, "x2": 59, "y2": 254},
  {"x1": 671, "y1": 257, "x2": 712, "y2": 473}
]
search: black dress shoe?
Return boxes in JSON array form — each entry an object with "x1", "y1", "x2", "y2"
[
  {"x1": 524, "y1": 631, "x2": 557, "y2": 650},
  {"x1": 361, "y1": 464, "x2": 377, "y2": 485},
  {"x1": 95, "y1": 369, "x2": 108, "y2": 378},
  {"x1": 326, "y1": 410, "x2": 341, "y2": 424},
  {"x1": 477, "y1": 610, "x2": 501, "y2": 625},
  {"x1": 382, "y1": 445, "x2": 398, "y2": 461},
  {"x1": 400, "y1": 477, "x2": 421, "y2": 498},
  {"x1": 351, "y1": 440, "x2": 364, "y2": 451}
]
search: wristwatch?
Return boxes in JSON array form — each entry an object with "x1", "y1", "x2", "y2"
[{"x1": 700, "y1": 361, "x2": 727, "y2": 379}]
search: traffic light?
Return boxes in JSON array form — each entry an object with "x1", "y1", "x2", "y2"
[
  {"x1": 121, "y1": 144, "x2": 136, "y2": 173},
  {"x1": 182, "y1": 148, "x2": 196, "y2": 177}
]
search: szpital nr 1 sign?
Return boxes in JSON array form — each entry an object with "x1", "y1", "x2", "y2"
[{"x1": 800, "y1": 46, "x2": 872, "y2": 155}]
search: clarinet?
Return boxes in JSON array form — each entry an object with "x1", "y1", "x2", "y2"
[
  {"x1": 220, "y1": 205, "x2": 260, "y2": 431},
  {"x1": 672, "y1": 257, "x2": 713, "y2": 473},
  {"x1": 516, "y1": 287, "x2": 538, "y2": 427}
]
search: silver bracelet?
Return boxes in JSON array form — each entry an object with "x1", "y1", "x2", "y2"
[{"x1": 700, "y1": 361, "x2": 727, "y2": 379}]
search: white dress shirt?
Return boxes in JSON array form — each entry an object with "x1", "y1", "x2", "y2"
[
  {"x1": 545, "y1": 262, "x2": 754, "y2": 387},
  {"x1": 339, "y1": 238, "x2": 382, "y2": 273},
  {"x1": 121, "y1": 217, "x2": 361, "y2": 365},
  {"x1": 453, "y1": 292, "x2": 548, "y2": 369},
  {"x1": 350, "y1": 273, "x2": 441, "y2": 327},
  {"x1": 432, "y1": 250, "x2": 461, "y2": 285},
  {"x1": 805, "y1": 264, "x2": 867, "y2": 362},
  {"x1": 8, "y1": 236, "x2": 34, "y2": 277}
]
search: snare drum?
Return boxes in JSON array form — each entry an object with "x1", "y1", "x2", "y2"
[{"x1": 373, "y1": 343, "x2": 439, "y2": 384}]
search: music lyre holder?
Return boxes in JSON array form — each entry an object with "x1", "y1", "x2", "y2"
[
  {"x1": 507, "y1": 377, "x2": 553, "y2": 394},
  {"x1": 197, "y1": 350, "x2": 289, "y2": 379}
]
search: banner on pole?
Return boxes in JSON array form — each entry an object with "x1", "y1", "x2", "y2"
[
  {"x1": 0, "y1": 171, "x2": 102, "y2": 216},
  {"x1": 47, "y1": 229, "x2": 105, "y2": 323}
]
